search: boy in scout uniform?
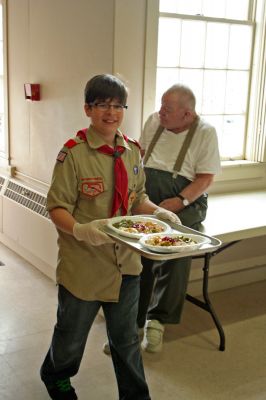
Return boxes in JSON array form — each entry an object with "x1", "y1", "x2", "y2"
[{"x1": 40, "y1": 74, "x2": 180, "y2": 400}]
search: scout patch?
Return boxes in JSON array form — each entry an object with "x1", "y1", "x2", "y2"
[
  {"x1": 128, "y1": 190, "x2": 137, "y2": 207},
  {"x1": 81, "y1": 177, "x2": 104, "y2": 198},
  {"x1": 133, "y1": 165, "x2": 139, "y2": 175},
  {"x1": 56, "y1": 151, "x2": 67, "y2": 163}
]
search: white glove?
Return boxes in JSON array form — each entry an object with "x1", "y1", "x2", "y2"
[
  {"x1": 73, "y1": 220, "x2": 114, "y2": 246},
  {"x1": 153, "y1": 207, "x2": 182, "y2": 224}
]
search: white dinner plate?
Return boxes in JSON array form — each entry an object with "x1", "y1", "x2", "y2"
[
  {"x1": 107, "y1": 215, "x2": 171, "y2": 239},
  {"x1": 139, "y1": 232, "x2": 211, "y2": 253}
]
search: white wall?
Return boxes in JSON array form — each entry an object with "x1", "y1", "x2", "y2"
[{"x1": 7, "y1": 0, "x2": 115, "y2": 184}]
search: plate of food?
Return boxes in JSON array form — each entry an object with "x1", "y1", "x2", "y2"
[
  {"x1": 139, "y1": 233, "x2": 211, "y2": 253},
  {"x1": 107, "y1": 215, "x2": 171, "y2": 239}
]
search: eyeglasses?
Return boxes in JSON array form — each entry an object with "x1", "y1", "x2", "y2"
[{"x1": 90, "y1": 103, "x2": 128, "y2": 112}]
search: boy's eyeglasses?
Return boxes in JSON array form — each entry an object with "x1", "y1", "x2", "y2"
[{"x1": 90, "y1": 103, "x2": 128, "y2": 112}]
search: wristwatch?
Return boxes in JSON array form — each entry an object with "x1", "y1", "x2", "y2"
[{"x1": 176, "y1": 194, "x2": 190, "y2": 207}]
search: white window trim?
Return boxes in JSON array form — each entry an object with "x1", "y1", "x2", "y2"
[{"x1": 143, "y1": 0, "x2": 266, "y2": 189}]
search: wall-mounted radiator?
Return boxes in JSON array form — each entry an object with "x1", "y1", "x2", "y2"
[{"x1": 0, "y1": 177, "x2": 58, "y2": 280}]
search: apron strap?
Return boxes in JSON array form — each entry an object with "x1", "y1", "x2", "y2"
[
  {"x1": 143, "y1": 125, "x2": 164, "y2": 165},
  {"x1": 172, "y1": 116, "x2": 199, "y2": 178},
  {"x1": 143, "y1": 116, "x2": 200, "y2": 178}
]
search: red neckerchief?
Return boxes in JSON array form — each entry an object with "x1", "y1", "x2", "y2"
[
  {"x1": 97, "y1": 144, "x2": 128, "y2": 217},
  {"x1": 76, "y1": 129, "x2": 128, "y2": 217}
]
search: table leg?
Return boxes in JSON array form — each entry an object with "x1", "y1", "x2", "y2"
[{"x1": 186, "y1": 252, "x2": 225, "y2": 351}]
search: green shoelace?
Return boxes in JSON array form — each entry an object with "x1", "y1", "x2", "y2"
[{"x1": 56, "y1": 378, "x2": 71, "y2": 392}]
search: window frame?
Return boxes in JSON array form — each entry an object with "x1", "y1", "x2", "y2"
[{"x1": 143, "y1": 0, "x2": 266, "y2": 174}]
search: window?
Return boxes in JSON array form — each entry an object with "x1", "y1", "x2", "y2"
[{"x1": 143, "y1": 0, "x2": 266, "y2": 162}]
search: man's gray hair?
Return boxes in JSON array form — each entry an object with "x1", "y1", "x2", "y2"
[{"x1": 165, "y1": 84, "x2": 196, "y2": 111}]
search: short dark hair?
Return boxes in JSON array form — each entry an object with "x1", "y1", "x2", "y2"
[{"x1": 84, "y1": 74, "x2": 128, "y2": 105}]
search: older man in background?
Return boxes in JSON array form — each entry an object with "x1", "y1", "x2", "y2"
[{"x1": 137, "y1": 84, "x2": 221, "y2": 353}]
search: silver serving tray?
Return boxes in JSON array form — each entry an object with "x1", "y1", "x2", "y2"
[{"x1": 103, "y1": 216, "x2": 222, "y2": 261}]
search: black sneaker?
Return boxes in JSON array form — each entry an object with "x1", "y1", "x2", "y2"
[{"x1": 45, "y1": 378, "x2": 78, "y2": 400}]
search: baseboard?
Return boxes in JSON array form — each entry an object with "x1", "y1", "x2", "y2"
[
  {"x1": 187, "y1": 263, "x2": 266, "y2": 296},
  {"x1": 190, "y1": 252, "x2": 266, "y2": 277}
]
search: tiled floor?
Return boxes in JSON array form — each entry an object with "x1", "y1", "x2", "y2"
[{"x1": 0, "y1": 241, "x2": 266, "y2": 400}]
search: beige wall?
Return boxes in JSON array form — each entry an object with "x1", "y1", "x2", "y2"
[
  {"x1": 6, "y1": 0, "x2": 147, "y2": 185},
  {"x1": 2, "y1": 0, "x2": 266, "y2": 290},
  {"x1": 113, "y1": 0, "x2": 146, "y2": 138}
]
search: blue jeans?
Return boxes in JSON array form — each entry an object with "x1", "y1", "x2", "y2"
[{"x1": 40, "y1": 276, "x2": 151, "y2": 400}]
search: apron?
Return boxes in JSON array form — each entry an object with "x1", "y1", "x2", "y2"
[{"x1": 143, "y1": 117, "x2": 207, "y2": 229}]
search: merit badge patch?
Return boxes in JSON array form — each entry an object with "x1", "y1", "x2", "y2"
[
  {"x1": 133, "y1": 165, "x2": 139, "y2": 175},
  {"x1": 56, "y1": 151, "x2": 67, "y2": 163},
  {"x1": 81, "y1": 177, "x2": 104, "y2": 198}
]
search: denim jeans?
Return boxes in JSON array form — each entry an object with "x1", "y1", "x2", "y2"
[{"x1": 40, "y1": 276, "x2": 151, "y2": 400}]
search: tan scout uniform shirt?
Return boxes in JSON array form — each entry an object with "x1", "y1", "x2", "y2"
[{"x1": 47, "y1": 126, "x2": 148, "y2": 302}]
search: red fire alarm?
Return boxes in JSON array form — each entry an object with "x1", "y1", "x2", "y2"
[{"x1": 24, "y1": 83, "x2": 41, "y2": 101}]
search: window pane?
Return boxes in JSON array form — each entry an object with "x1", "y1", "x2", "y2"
[
  {"x1": 160, "y1": 0, "x2": 178, "y2": 13},
  {"x1": 179, "y1": 69, "x2": 204, "y2": 113},
  {"x1": 160, "y1": 0, "x2": 202, "y2": 15},
  {"x1": 202, "y1": 0, "x2": 226, "y2": 18},
  {"x1": 225, "y1": 71, "x2": 249, "y2": 114},
  {"x1": 177, "y1": 0, "x2": 202, "y2": 15},
  {"x1": 157, "y1": 18, "x2": 181, "y2": 67},
  {"x1": 226, "y1": 0, "x2": 249, "y2": 20},
  {"x1": 228, "y1": 25, "x2": 252, "y2": 69},
  {"x1": 180, "y1": 20, "x2": 205, "y2": 68},
  {"x1": 202, "y1": 70, "x2": 226, "y2": 114},
  {"x1": 156, "y1": 68, "x2": 180, "y2": 109},
  {"x1": 202, "y1": 114, "x2": 224, "y2": 149},
  {"x1": 160, "y1": 0, "x2": 249, "y2": 20},
  {"x1": 222, "y1": 115, "x2": 245, "y2": 158},
  {"x1": 205, "y1": 23, "x2": 229, "y2": 69}
]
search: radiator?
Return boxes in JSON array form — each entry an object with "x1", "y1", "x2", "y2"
[{"x1": 0, "y1": 177, "x2": 58, "y2": 280}]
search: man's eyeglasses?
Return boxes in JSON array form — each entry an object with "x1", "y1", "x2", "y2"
[{"x1": 90, "y1": 103, "x2": 128, "y2": 112}]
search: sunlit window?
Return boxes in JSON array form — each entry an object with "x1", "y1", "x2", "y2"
[
  {"x1": 159, "y1": 0, "x2": 250, "y2": 21},
  {"x1": 155, "y1": 0, "x2": 254, "y2": 160}
]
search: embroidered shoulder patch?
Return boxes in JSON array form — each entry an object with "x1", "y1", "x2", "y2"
[{"x1": 56, "y1": 151, "x2": 67, "y2": 163}]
